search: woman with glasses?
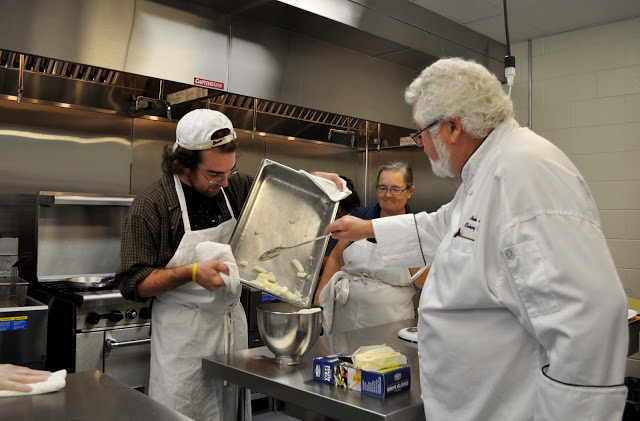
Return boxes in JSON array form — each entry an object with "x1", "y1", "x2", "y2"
[{"x1": 314, "y1": 161, "x2": 429, "y2": 333}]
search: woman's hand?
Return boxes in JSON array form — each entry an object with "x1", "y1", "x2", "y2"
[
  {"x1": 0, "y1": 364, "x2": 51, "y2": 392},
  {"x1": 324, "y1": 215, "x2": 374, "y2": 242},
  {"x1": 310, "y1": 171, "x2": 345, "y2": 191}
]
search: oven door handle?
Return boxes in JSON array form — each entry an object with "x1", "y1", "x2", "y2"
[{"x1": 105, "y1": 338, "x2": 151, "y2": 350}]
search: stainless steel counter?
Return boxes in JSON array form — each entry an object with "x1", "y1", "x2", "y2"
[
  {"x1": 202, "y1": 319, "x2": 424, "y2": 421},
  {"x1": 0, "y1": 371, "x2": 191, "y2": 421}
]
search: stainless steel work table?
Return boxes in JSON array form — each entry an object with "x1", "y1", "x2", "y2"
[
  {"x1": 0, "y1": 371, "x2": 191, "y2": 421},
  {"x1": 202, "y1": 319, "x2": 424, "y2": 421}
]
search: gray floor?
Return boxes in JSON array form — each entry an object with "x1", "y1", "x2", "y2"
[
  {"x1": 253, "y1": 412, "x2": 298, "y2": 421},
  {"x1": 251, "y1": 397, "x2": 298, "y2": 421}
]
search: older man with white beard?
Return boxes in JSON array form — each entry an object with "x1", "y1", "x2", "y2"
[{"x1": 324, "y1": 57, "x2": 629, "y2": 421}]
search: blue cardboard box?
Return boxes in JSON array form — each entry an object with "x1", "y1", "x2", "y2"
[
  {"x1": 313, "y1": 354, "x2": 411, "y2": 397},
  {"x1": 360, "y1": 365, "x2": 411, "y2": 398},
  {"x1": 312, "y1": 353, "x2": 352, "y2": 388}
]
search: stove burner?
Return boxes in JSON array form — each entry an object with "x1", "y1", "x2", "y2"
[{"x1": 41, "y1": 280, "x2": 118, "y2": 293}]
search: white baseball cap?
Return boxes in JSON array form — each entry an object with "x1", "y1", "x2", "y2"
[{"x1": 172, "y1": 109, "x2": 237, "y2": 151}]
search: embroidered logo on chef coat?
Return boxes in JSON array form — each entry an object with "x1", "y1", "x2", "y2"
[{"x1": 454, "y1": 215, "x2": 480, "y2": 242}]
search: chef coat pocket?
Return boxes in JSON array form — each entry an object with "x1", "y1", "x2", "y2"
[
  {"x1": 450, "y1": 236, "x2": 474, "y2": 254},
  {"x1": 537, "y1": 366, "x2": 627, "y2": 421},
  {"x1": 502, "y1": 241, "x2": 558, "y2": 317}
]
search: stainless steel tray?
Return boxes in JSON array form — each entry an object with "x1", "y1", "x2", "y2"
[{"x1": 229, "y1": 159, "x2": 339, "y2": 307}]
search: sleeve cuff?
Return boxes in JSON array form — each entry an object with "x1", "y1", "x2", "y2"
[{"x1": 372, "y1": 214, "x2": 427, "y2": 267}]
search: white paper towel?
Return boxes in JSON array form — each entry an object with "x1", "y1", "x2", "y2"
[
  {"x1": 299, "y1": 170, "x2": 352, "y2": 202},
  {"x1": 194, "y1": 242, "x2": 240, "y2": 294},
  {"x1": 0, "y1": 369, "x2": 67, "y2": 397}
]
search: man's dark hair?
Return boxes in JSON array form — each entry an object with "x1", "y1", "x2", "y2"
[
  {"x1": 161, "y1": 128, "x2": 238, "y2": 174},
  {"x1": 338, "y1": 175, "x2": 361, "y2": 213}
]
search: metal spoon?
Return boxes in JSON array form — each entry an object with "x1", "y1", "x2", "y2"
[{"x1": 258, "y1": 234, "x2": 332, "y2": 261}]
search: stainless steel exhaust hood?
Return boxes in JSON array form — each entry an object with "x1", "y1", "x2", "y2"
[
  {"x1": 0, "y1": 51, "x2": 362, "y2": 130},
  {"x1": 0, "y1": 0, "x2": 504, "y2": 129}
]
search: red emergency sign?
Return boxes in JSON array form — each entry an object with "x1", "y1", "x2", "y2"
[{"x1": 194, "y1": 77, "x2": 224, "y2": 90}]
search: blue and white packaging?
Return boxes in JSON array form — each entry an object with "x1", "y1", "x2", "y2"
[
  {"x1": 312, "y1": 353, "x2": 352, "y2": 387},
  {"x1": 360, "y1": 365, "x2": 411, "y2": 398}
]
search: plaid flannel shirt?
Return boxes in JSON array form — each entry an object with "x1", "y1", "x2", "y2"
[{"x1": 115, "y1": 172, "x2": 253, "y2": 302}]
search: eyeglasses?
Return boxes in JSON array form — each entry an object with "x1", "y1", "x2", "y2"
[
  {"x1": 376, "y1": 185, "x2": 409, "y2": 195},
  {"x1": 410, "y1": 118, "x2": 442, "y2": 146},
  {"x1": 198, "y1": 165, "x2": 238, "y2": 185}
]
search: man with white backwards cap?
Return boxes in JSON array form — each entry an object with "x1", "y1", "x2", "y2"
[{"x1": 115, "y1": 108, "x2": 342, "y2": 421}]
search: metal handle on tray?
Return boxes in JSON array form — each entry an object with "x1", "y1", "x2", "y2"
[{"x1": 105, "y1": 338, "x2": 151, "y2": 350}]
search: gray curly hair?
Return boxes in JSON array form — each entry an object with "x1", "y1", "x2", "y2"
[
  {"x1": 405, "y1": 58, "x2": 514, "y2": 139},
  {"x1": 376, "y1": 161, "x2": 413, "y2": 187}
]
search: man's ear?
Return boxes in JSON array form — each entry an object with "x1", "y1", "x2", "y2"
[{"x1": 448, "y1": 117, "x2": 463, "y2": 145}]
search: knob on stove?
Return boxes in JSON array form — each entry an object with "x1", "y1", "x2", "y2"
[
  {"x1": 125, "y1": 309, "x2": 137, "y2": 320},
  {"x1": 107, "y1": 310, "x2": 123, "y2": 322},
  {"x1": 86, "y1": 312, "x2": 101, "y2": 324},
  {"x1": 85, "y1": 310, "x2": 124, "y2": 324}
]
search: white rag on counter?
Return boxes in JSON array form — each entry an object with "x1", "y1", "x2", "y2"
[
  {"x1": 299, "y1": 170, "x2": 352, "y2": 202},
  {"x1": 195, "y1": 242, "x2": 240, "y2": 295},
  {"x1": 0, "y1": 369, "x2": 67, "y2": 397},
  {"x1": 318, "y1": 270, "x2": 352, "y2": 333}
]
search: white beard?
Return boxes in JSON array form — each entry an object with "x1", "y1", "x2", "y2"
[{"x1": 429, "y1": 132, "x2": 455, "y2": 178}]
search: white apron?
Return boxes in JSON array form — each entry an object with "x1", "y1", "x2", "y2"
[
  {"x1": 149, "y1": 175, "x2": 249, "y2": 421},
  {"x1": 326, "y1": 239, "x2": 415, "y2": 333}
]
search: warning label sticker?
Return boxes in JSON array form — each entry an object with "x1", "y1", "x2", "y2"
[{"x1": 0, "y1": 316, "x2": 28, "y2": 331}]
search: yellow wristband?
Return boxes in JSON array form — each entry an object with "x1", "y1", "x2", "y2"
[{"x1": 192, "y1": 263, "x2": 198, "y2": 282}]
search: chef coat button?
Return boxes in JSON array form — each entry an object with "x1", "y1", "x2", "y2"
[{"x1": 505, "y1": 249, "x2": 514, "y2": 259}]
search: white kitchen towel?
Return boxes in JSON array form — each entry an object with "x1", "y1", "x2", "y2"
[
  {"x1": 195, "y1": 242, "x2": 240, "y2": 295},
  {"x1": 0, "y1": 369, "x2": 67, "y2": 397},
  {"x1": 318, "y1": 271, "x2": 351, "y2": 333},
  {"x1": 299, "y1": 170, "x2": 352, "y2": 202}
]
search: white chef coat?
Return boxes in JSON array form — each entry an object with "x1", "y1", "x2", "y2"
[
  {"x1": 372, "y1": 118, "x2": 629, "y2": 421},
  {"x1": 320, "y1": 238, "x2": 415, "y2": 333},
  {"x1": 149, "y1": 175, "x2": 249, "y2": 421}
]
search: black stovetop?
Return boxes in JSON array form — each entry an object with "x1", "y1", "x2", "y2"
[{"x1": 32, "y1": 280, "x2": 122, "y2": 307}]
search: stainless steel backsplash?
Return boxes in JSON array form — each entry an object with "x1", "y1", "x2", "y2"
[{"x1": 0, "y1": 98, "x2": 458, "y2": 281}]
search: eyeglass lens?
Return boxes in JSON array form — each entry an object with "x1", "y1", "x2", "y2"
[
  {"x1": 411, "y1": 118, "x2": 442, "y2": 146},
  {"x1": 201, "y1": 166, "x2": 237, "y2": 185},
  {"x1": 377, "y1": 186, "x2": 406, "y2": 194}
]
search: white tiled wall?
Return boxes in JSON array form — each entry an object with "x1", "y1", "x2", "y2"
[{"x1": 511, "y1": 17, "x2": 640, "y2": 298}]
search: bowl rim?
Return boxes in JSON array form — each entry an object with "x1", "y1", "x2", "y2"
[{"x1": 257, "y1": 303, "x2": 322, "y2": 315}]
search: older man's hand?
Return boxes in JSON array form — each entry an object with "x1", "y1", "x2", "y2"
[{"x1": 324, "y1": 215, "x2": 374, "y2": 241}]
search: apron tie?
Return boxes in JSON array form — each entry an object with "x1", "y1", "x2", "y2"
[
  {"x1": 223, "y1": 302, "x2": 236, "y2": 354},
  {"x1": 356, "y1": 272, "x2": 374, "y2": 285},
  {"x1": 222, "y1": 302, "x2": 236, "y2": 388}
]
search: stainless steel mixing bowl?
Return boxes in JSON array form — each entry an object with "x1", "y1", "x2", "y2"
[{"x1": 257, "y1": 302, "x2": 322, "y2": 365}]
